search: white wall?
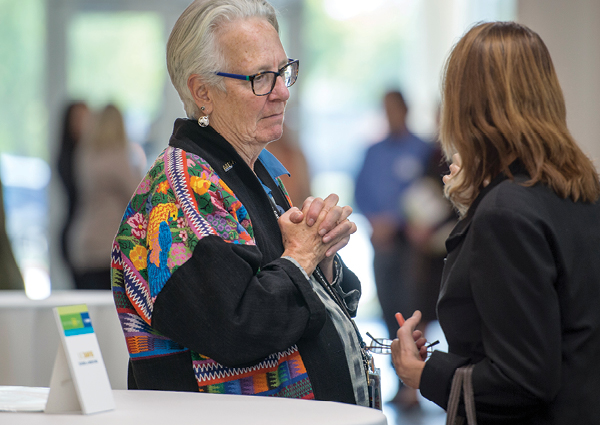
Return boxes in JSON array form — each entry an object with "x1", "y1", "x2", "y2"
[
  {"x1": 517, "y1": 0, "x2": 600, "y2": 166},
  {"x1": 402, "y1": 0, "x2": 516, "y2": 136}
]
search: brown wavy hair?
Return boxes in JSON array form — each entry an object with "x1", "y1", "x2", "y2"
[{"x1": 440, "y1": 21, "x2": 600, "y2": 215}]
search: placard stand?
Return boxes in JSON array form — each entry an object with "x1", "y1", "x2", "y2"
[{"x1": 45, "y1": 304, "x2": 115, "y2": 415}]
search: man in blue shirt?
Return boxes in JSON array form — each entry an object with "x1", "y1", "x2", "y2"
[{"x1": 354, "y1": 90, "x2": 431, "y2": 406}]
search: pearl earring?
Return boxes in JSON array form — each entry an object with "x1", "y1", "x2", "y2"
[{"x1": 198, "y1": 106, "x2": 209, "y2": 127}]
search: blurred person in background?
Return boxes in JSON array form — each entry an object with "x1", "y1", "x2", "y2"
[
  {"x1": 403, "y1": 110, "x2": 457, "y2": 337},
  {"x1": 392, "y1": 21, "x2": 600, "y2": 423},
  {"x1": 354, "y1": 89, "x2": 432, "y2": 408},
  {"x1": 403, "y1": 150, "x2": 456, "y2": 323},
  {"x1": 70, "y1": 104, "x2": 142, "y2": 289},
  {"x1": 0, "y1": 177, "x2": 25, "y2": 290},
  {"x1": 111, "y1": 0, "x2": 376, "y2": 407},
  {"x1": 56, "y1": 101, "x2": 91, "y2": 286}
]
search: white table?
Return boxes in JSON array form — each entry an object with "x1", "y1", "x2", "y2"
[
  {"x1": 0, "y1": 389, "x2": 387, "y2": 424},
  {"x1": 0, "y1": 291, "x2": 129, "y2": 390}
]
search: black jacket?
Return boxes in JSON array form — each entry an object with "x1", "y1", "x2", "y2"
[
  {"x1": 420, "y1": 161, "x2": 600, "y2": 424},
  {"x1": 119, "y1": 119, "x2": 363, "y2": 404}
]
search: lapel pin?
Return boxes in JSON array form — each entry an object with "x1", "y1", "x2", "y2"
[{"x1": 223, "y1": 161, "x2": 235, "y2": 172}]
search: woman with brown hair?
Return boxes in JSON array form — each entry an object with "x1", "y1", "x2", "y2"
[
  {"x1": 391, "y1": 21, "x2": 600, "y2": 423},
  {"x1": 70, "y1": 104, "x2": 143, "y2": 289}
]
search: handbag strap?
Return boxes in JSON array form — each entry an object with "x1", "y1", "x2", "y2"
[
  {"x1": 446, "y1": 364, "x2": 477, "y2": 425},
  {"x1": 446, "y1": 366, "x2": 464, "y2": 425},
  {"x1": 462, "y1": 365, "x2": 477, "y2": 424}
]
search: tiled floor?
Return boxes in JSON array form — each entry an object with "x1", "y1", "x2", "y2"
[{"x1": 383, "y1": 401, "x2": 447, "y2": 425}]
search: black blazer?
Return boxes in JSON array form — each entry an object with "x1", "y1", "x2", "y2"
[
  {"x1": 123, "y1": 119, "x2": 362, "y2": 404},
  {"x1": 420, "y1": 161, "x2": 600, "y2": 424}
]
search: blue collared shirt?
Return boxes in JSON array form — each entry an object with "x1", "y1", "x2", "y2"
[
  {"x1": 257, "y1": 149, "x2": 290, "y2": 216},
  {"x1": 354, "y1": 132, "x2": 432, "y2": 224}
]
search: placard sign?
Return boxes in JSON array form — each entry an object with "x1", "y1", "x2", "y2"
[{"x1": 45, "y1": 304, "x2": 115, "y2": 415}]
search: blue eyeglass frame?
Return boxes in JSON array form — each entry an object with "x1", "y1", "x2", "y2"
[{"x1": 214, "y1": 58, "x2": 299, "y2": 96}]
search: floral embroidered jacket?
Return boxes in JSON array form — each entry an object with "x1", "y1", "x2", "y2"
[{"x1": 112, "y1": 119, "x2": 362, "y2": 403}]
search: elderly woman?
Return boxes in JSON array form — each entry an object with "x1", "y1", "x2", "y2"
[
  {"x1": 112, "y1": 0, "x2": 370, "y2": 406},
  {"x1": 392, "y1": 22, "x2": 600, "y2": 423}
]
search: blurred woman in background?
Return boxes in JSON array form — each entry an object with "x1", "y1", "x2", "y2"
[
  {"x1": 70, "y1": 104, "x2": 142, "y2": 289},
  {"x1": 56, "y1": 101, "x2": 91, "y2": 285}
]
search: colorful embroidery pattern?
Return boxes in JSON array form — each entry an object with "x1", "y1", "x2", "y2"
[
  {"x1": 276, "y1": 176, "x2": 294, "y2": 208},
  {"x1": 112, "y1": 146, "x2": 314, "y2": 398},
  {"x1": 192, "y1": 346, "x2": 314, "y2": 399}
]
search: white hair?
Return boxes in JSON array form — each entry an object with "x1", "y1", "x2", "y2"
[{"x1": 167, "y1": 0, "x2": 280, "y2": 119}]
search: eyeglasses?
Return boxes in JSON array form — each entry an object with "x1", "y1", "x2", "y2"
[
  {"x1": 365, "y1": 332, "x2": 440, "y2": 355},
  {"x1": 215, "y1": 59, "x2": 299, "y2": 96}
]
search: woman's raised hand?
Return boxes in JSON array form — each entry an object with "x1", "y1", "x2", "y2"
[{"x1": 390, "y1": 310, "x2": 426, "y2": 389}]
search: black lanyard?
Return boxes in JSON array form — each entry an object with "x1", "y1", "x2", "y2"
[
  {"x1": 261, "y1": 177, "x2": 372, "y2": 381},
  {"x1": 313, "y1": 259, "x2": 372, "y2": 385}
]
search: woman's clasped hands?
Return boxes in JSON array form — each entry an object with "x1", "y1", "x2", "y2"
[{"x1": 278, "y1": 194, "x2": 356, "y2": 281}]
